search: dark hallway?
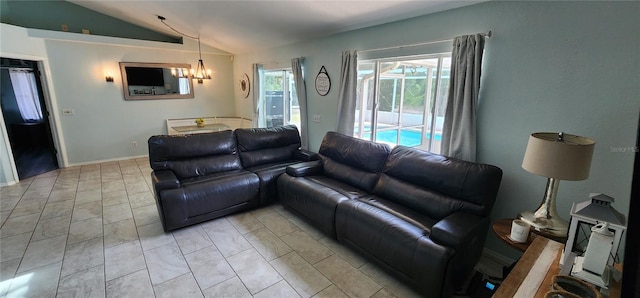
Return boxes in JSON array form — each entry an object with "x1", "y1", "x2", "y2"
[{"x1": 1, "y1": 57, "x2": 58, "y2": 179}]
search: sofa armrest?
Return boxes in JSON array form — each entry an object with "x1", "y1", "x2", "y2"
[
  {"x1": 430, "y1": 212, "x2": 489, "y2": 249},
  {"x1": 431, "y1": 212, "x2": 490, "y2": 288},
  {"x1": 293, "y1": 149, "x2": 319, "y2": 161},
  {"x1": 285, "y1": 160, "x2": 323, "y2": 177},
  {"x1": 151, "y1": 170, "x2": 181, "y2": 192}
]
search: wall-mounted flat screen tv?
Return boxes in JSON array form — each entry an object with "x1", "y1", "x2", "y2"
[{"x1": 125, "y1": 67, "x2": 164, "y2": 86}]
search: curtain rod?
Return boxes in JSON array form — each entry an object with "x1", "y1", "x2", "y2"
[
  {"x1": 359, "y1": 31, "x2": 492, "y2": 53},
  {"x1": 256, "y1": 56, "x2": 304, "y2": 66},
  {"x1": 0, "y1": 66, "x2": 33, "y2": 71}
]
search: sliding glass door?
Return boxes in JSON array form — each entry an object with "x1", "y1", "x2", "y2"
[
  {"x1": 355, "y1": 54, "x2": 450, "y2": 153},
  {"x1": 261, "y1": 69, "x2": 300, "y2": 129}
]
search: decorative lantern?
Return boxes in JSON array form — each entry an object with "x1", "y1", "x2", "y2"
[{"x1": 562, "y1": 193, "x2": 626, "y2": 288}]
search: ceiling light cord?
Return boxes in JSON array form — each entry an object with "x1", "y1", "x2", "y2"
[
  {"x1": 159, "y1": 16, "x2": 203, "y2": 58},
  {"x1": 158, "y1": 16, "x2": 199, "y2": 40},
  {"x1": 157, "y1": 15, "x2": 211, "y2": 83}
]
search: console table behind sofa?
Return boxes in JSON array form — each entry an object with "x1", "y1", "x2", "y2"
[{"x1": 166, "y1": 117, "x2": 252, "y2": 135}]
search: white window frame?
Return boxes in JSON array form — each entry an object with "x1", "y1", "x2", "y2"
[{"x1": 355, "y1": 53, "x2": 450, "y2": 152}]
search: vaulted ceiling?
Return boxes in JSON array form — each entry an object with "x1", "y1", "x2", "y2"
[{"x1": 68, "y1": 1, "x2": 485, "y2": 54}]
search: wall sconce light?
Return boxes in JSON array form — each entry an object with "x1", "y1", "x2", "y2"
[{"x1": 105, "y1": 71, "x2": 114, "y2": 82}]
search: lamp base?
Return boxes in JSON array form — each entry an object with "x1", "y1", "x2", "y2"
[
  {"x1": 518, "y1": 210, "x2": 568, "y2": 238},
  {"x1": 518, "y1": 177, "x2": 568, "y2": 239}
]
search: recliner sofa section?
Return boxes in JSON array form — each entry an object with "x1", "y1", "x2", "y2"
[
  {"x1": 148, "y1": 125, "x2": 313, "y2": 231},
  {"x1": 149, "y1": 130, "x2": 259, "y2": 231},
  {"x1": 277, "y1": 131, "x2": 503, "y2": 298},
  {"x1": 277, "y1": 131, "x2": 391, "y2": 237},
  {"x1": 235, "y1": 125, "x2": 315, "y2": 205}
]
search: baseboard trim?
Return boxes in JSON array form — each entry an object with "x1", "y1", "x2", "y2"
[{"x1": 66, "y1": 155, "x2": 149, "y2": 168}]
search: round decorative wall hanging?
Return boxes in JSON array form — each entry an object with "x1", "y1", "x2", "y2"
[
  {"x1": 239, "y1": 73, "x2": 251, "y2": 98},
  {"x1": 315, "y1": 66, "x2": 331, "y2": 96}
]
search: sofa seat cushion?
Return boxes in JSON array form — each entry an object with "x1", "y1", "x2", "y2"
[
  {"x1": 354, "y1": 196, "x2": 439, "y2": 233},
  {"x1": 302, "y1": 176, "x2": 370, "y2": 200},
  {"x1": 177, "y1": 171, "x2": 260, "y2": 218},
  {"x1": 278, "y1": 174, "x2": 359, "y2": 237},
  {"x1": 180, "y1": 169, "x2": 252, "y2": 186},
  {"x1": 335, "y1": 198, "x2": 454, "y2": 294},
  {"x1": 374, "y1": 173, "x2": 468, "y2": 221},
  {"x1": 246, "y1": 160, "x2": 304, "y2": 204}
]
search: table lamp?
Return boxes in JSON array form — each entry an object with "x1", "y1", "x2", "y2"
[{"x1": 519, "y1": 132, "x2": 596, "y2": 238}]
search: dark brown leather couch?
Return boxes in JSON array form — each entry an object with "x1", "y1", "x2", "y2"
[
  {"x1": 278, "y1": 131, "x2": 503, "y2": 297},
  {"x1": 148, "y1": 125, "x2": 313, "y2": 231}
]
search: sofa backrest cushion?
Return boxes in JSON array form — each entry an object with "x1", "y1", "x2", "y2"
[
  {"x1": 148, "y1": 130, "x2": 242, "y2": 180},
  {"x1": 318, "y1": 132, "x2": 391, "y2": 192},
  {"x1": 374, "y1": 146, "x2": 502, "y2": 218},
  {"x1": 235, "y1": 125, "x2": 302, "y2": 168}
]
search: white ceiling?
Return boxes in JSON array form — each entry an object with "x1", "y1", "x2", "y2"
[{"x1": 68, "y1": 0, "x2": 485, "y2": 54}]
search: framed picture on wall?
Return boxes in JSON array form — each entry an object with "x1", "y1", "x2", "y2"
[
  {"x1": 239, "y1": 73, "x2": 250, "y2": 98},
  {"x1": 315, "y1": 66, "x2": 331, "y2": 96}
]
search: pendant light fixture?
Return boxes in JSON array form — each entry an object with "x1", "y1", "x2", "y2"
[{"x1": 158, "y1": 15, "x2": 211, "y2": 83}]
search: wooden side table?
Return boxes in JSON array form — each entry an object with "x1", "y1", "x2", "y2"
[
  {"x1": 492, "y1": 218, "x2": 568, "y2": 253},
  {"x1": 492, "y1": 218, "x2": 536, "y2": 252},
  {"x1": 494, "y1": 236, "x2": 622, "y2": 298}
]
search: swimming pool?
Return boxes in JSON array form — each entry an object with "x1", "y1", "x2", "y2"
[{"x1": 363, "y1": 129, "x2": 442, "y2": 147}]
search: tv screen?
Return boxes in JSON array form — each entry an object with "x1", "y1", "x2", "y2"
[{"x1": 125, "y1": 67, "x2": 164, "y2": 86}]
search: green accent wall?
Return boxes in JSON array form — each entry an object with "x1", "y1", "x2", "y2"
[{"x1": 0, "y1": 0, "x2": 179, "y2": 43}]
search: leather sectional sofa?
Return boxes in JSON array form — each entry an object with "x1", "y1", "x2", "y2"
[
  {"x1": 277, "y1": 131, "x2": 503, "y2": 297},
  {"x1": 148, "y1": 125, "x2": 313, "y2": 231}
]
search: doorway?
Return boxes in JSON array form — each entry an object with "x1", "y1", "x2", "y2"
[
  {"x1": 261, "y1": 69, "x2": 300, "y2": 129},
  {"x1": 1, "y1": 57, "x2": 58, "y2": 179}
]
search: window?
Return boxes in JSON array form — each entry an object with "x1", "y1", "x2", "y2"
[
  {"x1": 8, "y1": 69, "x2": 43, "y2": 121},
  {"x1": 354, "y1": 54, "x2": 450, "y2": 153},
  {"x1": 260, "y1": 69, "x2": 300, "y2": 129}
]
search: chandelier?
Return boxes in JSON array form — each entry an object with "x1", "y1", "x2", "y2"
[{"x1": 158, "y1": 15, "x2": 211, "y2": 83}]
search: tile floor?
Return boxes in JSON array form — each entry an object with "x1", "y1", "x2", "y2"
[{"x1": 0, "y1": 157, "x2": 501, "y2": 298}]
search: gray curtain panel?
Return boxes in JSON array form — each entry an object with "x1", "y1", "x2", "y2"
[
  {"x1": 441, "y1": 34, "x2": 485, "y2": 161},
  {"x1": 252, "y1": 63, "x2": 263, "y2": 127},
  {"x1": 291, "y1": 58, "x2": 309, "y2": 150},
  {"x1": 336, "y1": 50, "x2": 358, "y2": 135}
]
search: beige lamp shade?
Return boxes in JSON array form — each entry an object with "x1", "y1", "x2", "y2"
[{"x1": 522, "y1": 132, "x2": 595, "y2": 181}]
